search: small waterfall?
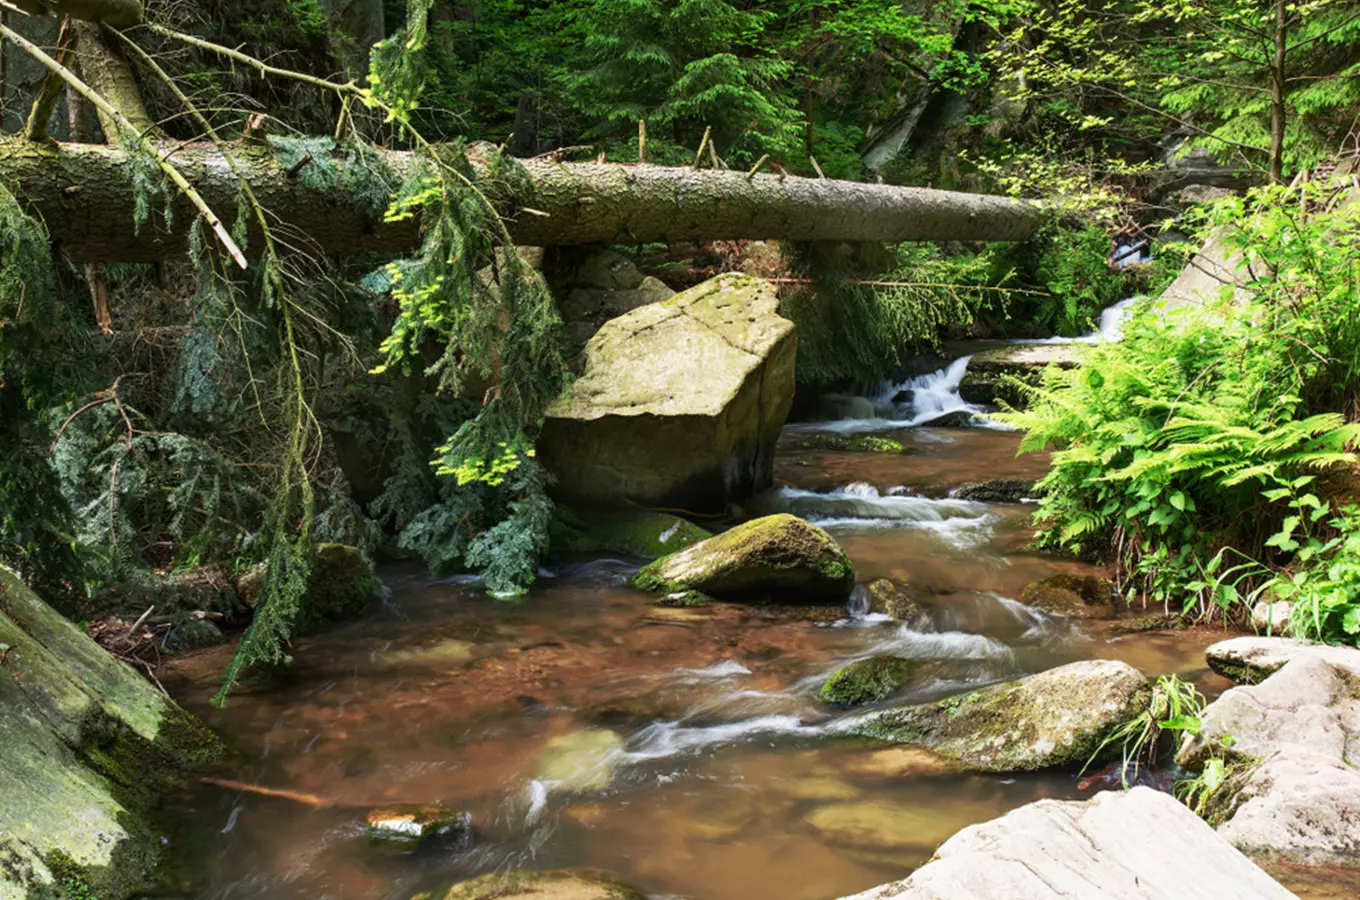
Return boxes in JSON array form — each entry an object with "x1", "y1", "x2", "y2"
[{"x1": 879, "y1": 356, "x2": 980, "y2": 427}]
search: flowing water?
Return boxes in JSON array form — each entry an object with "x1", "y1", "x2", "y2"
[{"x1": 160, "y1": 326, "x2": 1338, "y2": 899}]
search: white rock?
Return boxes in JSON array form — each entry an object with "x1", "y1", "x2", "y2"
[
  {"x1": 1250, "y1": 599, "x2": 1293, "y2": 636},
  {"x1": 1217, "y1": 749, "x2": 1360, "y2": 865},
  {"x1": 1205, "y1": 636, "x2": 1360, "y2": 683},
  {"x1": 834, "y1": 787, "x2": 1294, "y2": 900}
]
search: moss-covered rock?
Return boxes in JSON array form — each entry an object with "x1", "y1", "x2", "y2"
[
  {"x1": 419, "y1": 869, "x2": 645, "y2": 900},
  {"x1": 0, "y1": 567, "x2": 221, "y2": 900},
  {"x1": 538, "y1": 273, "x2": 796, "y2": 512},
  {"x1": 237, "y1": 542, "x2": 378, "y2": 633},
  {"x1": 551, "y1": 508, "x2": 712, "y2": 560},
  {"x1": 820, "y1": 657, "x2": 916, "y2": 706},
  {"x1": 866, "y1": 578, "x2": 928, "y2": 623},
  {"x1": 852, "y1": 660, "x2": 1152, "y2": 772},
  {"x1": 630, "y1": 514, "x2": 855, "y2": 603},
  {"x1": 1020, "y1": 574, "x2": 1115, "y2": 619},
  {"x1": 804, "y1": 434, "x2": 908, "y2": 454}
]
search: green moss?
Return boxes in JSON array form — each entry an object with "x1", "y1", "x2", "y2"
[
  {"x1": 819, "y1": 657, "x2": 916, "y2": 706},
  {"x1": 804, "y1": 435, "x2": 907, "y2": 454},
  {"x1": 656, "y1": 589, "x2": 714, "y2": 608},
  {"x1": 552, "y1": 509, "x2": 712, "y2": 560}
]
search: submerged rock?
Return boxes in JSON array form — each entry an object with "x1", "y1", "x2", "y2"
[
  {"x1": 0, "y1": 567, "x2": 221, "y2": 900},
  {"x1": 1205, "y1": 636, "x2": 1360, "y2": 684},
  {"x1": 1020, "y1": 574, "x2": 1115, "y2": 619},
  {"x1": 804, "y1": 434, "x2": 908, "y2": 454},
  {"x1": 820, "y1": 657, "x2": 916, "y2": 706},
  {"x1": 365, "y1": 805, "x2": 468, "y2": 841},
  {"x1": 866, "y1": 578, "x2": 928, "y2": 624},
  {"x1": 833, "y1": 787, "x2": 1294, "y2": 900},
  {"x1": 852, "y1": 660, "x2": 1151, "y2": 772},
  {"x1": 552, "y1": 508, "x2": 713, "y2": 560},
  {"x1": 804, "y1": 802, "x2": 943, "y2": 852},
  {"x1": 630, "y1": 513, "x2": 855, "y2": 603},
  {"x1": 952, "y1": 479, "x2": 1040, "y2": 503},
  {"x1": 840, "y1": 747, "x2": 965, "y2": 780},
  {"x1": 533, "y1": 729, "x2": 625, "y2": 793},
  {"x1": 421, "y1": 868, "x2": 645, "y2": 900},
  {"x1": 539, "y1": 273, "x2": 796, "y2": 512},
  {"x1": 1178, "y1": 655, "x2": 1360, "y2": 865}
]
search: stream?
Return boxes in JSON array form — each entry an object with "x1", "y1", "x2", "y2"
[{"x1": 163, "y1": 330, "x2": 1323, "y2": 900}]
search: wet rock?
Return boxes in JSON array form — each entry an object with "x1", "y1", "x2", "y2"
[
  {"x1": 656, "y1": 589, "x2": 715, "y2": 608},
  {"x1": 1020, "y1": 574, "x2": 1115, "y2": 619},
  {"x1": 923, "y1": 410, "x2": 976, "y2": 428},
  {"x1": 852, "y1": 660, "x2": 1152, "y2": 772},
  {"x1": 833, "y1": 787, "x2": 1294, "y2": 900},
  {"x1": 771, "y1": 776, "x2": 861, "y2": 802},
  {"x1": 380, "y1": 638, "x2": 475, "y2": 668},
  {"x1": 952, "y1": 479, "x2": 1040, "y2": 503},
  {"x1": 1250, "y1": 599, "x2": 1293, "y2": 636},
  {"x1": 804, "y1": 434, "x2": 908, "y2": 454},
  {"x1": 1103, "y1": 614, "x2": 1186, "y2": 635},
  {"x1": 365, "y1": 805, "x2": 468, "y2": 841},
  {"x1": 0, "y1": 568, "x2": 221, "y2": 900},
  {"x1": 630, "y1": 514, "x2": 855, "y2": 603},
  {"x1": 814, "y1": 393, "x2": 878, "y2": 421},
  {"x1": 866, "y1": 579, "x2": 929, "y2": 624},
  {"x1": 538, "y1": 273, "x2": 796, "y2": 511},
  {"x1": 819, "y1": 657, "x2": 916, "y2": 706},
  {"x1": 552, "y1": 508, "x2": 712, "y2": 560},
  {"x1": 1205, "y1": 636, "x2": 1360, "y2": 684},
  {"x1": 424, "y1": 868, "x2": 645, "y2": 900},
  {"x1": 1177, "y1": 656, "x2": 1360, "y2": 865},
  {"x1": 573, "y1": 249, "x2": 647, "y2": 291},
  {"x1": 237, "y1": 542, "x2": 378, "y2": 633},
  {"x1": 533, "y1": 729, "x2": 625, "y2": 793}
]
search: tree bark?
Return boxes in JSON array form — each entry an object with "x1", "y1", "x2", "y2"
[
  {"x1": 0, "y1": 136, "x2": 1043, "y2": 262},
  {"x1": 8, "y1": 0, "x2": 141, "y2": 27},
  {"x1": 71, "y1": 20, "x2": 154, "y2": 140},
  {"x1": 1269, "y1": 0, "x2": 1287, "y2": 185}
]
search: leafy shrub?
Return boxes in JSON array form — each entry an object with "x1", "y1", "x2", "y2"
[{"x1": 1005, "y1": 186, "x2": 1360, "y2": 622}]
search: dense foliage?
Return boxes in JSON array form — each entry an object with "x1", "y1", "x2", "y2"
[{"x1": 1006, "y1": 185, "x2": 1360, "y2": 635}]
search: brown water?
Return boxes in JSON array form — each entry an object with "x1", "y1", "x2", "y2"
[{"x1": 164, "y1": 420, "x2": 1271, "y2": 900}]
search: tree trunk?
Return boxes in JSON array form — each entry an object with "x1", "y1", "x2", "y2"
[
  {"x1": 1269, "y1": 0, "x2": 1287, "y2": 185},
  {"x1": 0, "y1": 135, "x2": 1043, "y2": 262},
  {"x1": 71, "y1": 21, "x2": 155, "y2": 140},
  {"x1": 8, "y1": 0, "x2": 141, "y2": 27}
]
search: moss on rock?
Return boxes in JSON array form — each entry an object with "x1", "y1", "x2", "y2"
[
  {"x1": 852, "y1": 659, "x2": 1152, "y2": 772},
  {"x1": 237, "y1": 542, "x2": 378, "y2": 634},
  {"x1": 629, "y1": 514, "x2": 855, "y2": 603},
  {"x1": 804, "y1": 435, "x2": 908, "y2": 454},
  {"x1": 866, "y1": 579, "x2": 928, "y2": 622},
  {"x1": 820, "y1": 657, "x2": 916, "y2": 706}
]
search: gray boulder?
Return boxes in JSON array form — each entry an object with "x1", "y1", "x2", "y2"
[
  {"x1": 1178, "y1": 655, "x2": 1360, "y2": 865},
  {"x1": 539, "y1": 273, "x2": 796, "y2": 511},
  {"x1": 834, "y1": 787, "x2": 1295, "y2": 900},
  {"x1": 853, "y1": 660, "x2": 1151, "y2": 772}
]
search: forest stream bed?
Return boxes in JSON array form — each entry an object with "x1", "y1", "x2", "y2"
[{"x1": 159, "y1": 399, "x2": 1343, "y2": 900}]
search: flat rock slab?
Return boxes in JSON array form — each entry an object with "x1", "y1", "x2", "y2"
[
  {"x1": 1205, "y1": 636, "x2": 1360, "y2": 684},
  {"x1": 835, "y1": 787, "x2": 1297, "y2": 900},
  {"x1": 852, "y1": 659, "x2": 1150, "y2": 772}
]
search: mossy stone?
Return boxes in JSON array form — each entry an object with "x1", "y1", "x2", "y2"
[
  {"x1": 866, "y1": 578, "x2": 927, "y2": 622},
  {"x1": 237, "y1": 543, "x2": 378, "y2": 634},
  {"x1": 365, "y1": 804, "x2": 468, "y2": 841},
  {"x1": 853, "y1": 659, "x2": 1151, "y2": 772},
  {"x1": 630, "y1": 513, "x2": 855, "y2": 603},
  {"x1": 819, "y1": 657, "x2": 916, "y2": 706},
  {"x1": 1020, "y1": 574, "x2": 1115, "y2": 619},
  {"x1": 804, "y1": 434, "x2": 908, "y2": 454}
]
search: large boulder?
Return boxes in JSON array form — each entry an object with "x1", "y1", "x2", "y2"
[
  {"x1": 629, "y1": 514, "x2": 855, "y2": 603},
  {"x1": 1178, "y1": 655, "x2": 1360, "y2": 865},
  {"x1": 538, "y1": 273, "x2": 796, "y2": 512},
  {"x1": 835, "y1": 787, "x2": 1295, "y2": 900},
  {"x1": 0, "y1": 568, "x2": 221, "y2": 899},
  {"x1": 1205, "y1": 636, "x2": 1360, "y2": 684},
  {"x1": 852, "y1": 660, "x2": 1151, "y2": 772}
]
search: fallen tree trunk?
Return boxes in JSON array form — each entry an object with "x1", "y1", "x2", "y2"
[
  {"x1": 8, "y1": 0, "x2": 142, "y2": 26},
  {"x1": 0, "y1": 135, "x2": 1043, "y2": 262}
]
